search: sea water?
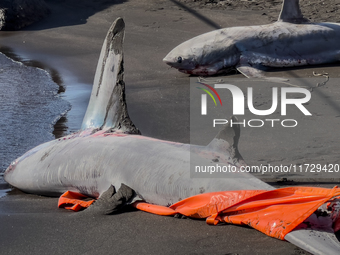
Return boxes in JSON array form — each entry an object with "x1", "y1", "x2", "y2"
[{"x1": 0, "y1": 53, "x2": 70, "y2": 195}]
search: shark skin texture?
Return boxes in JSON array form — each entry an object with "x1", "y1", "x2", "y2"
[
  {"x1": 163, "y1": 0, "x2": 340, "y2": 78},
  {"x1": 4, "y1": 16, "x2": 340, "y2": 255}
]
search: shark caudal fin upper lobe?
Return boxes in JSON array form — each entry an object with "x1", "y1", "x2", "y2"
[{"x1": 81, "y1": 18, "x2": 140, "y2": 134}]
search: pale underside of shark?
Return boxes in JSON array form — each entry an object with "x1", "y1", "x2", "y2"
[
  {"x1": 4, "y1": 17, "x2": 340, "y2": 255},
  {"x1": 163, "y1": 0, "x2": 340, "y2": 78}
]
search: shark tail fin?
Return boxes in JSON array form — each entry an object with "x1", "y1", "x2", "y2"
[
  {"x1": 207, "y1": 116, "x2": 245, "y2": 166},
  {"x1": 278, "y1": 0, "x2": 309, "y2": 24},
  {"x1": 81, "y1": 18, "x2": 140, "y2": 134}
]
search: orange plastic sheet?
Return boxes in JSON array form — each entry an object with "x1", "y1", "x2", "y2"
[
  {"x1": 133, "y1": 186, "x2": 340, "y2": 240},
  {"x1": 133, "y1": 202, "x2": 177, "y2": 216},
  {"x1": 58, "y1": 191, "x2": 95, "y2": 212},
  {"x1": 59, "y1": 186, "x2": 340, "y2": 240}
]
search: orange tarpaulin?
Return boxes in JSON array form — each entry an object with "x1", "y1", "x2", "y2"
[
  {"x1": 58, "y1": 191, "x2": 95, "y2": 212},
  {"x1": 59, "y1": 186, "x2": 340, "y2": 240}
]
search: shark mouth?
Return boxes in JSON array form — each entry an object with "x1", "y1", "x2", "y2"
[{"x1": 178, "y1": 67, "x2": 218, "y2": 76}]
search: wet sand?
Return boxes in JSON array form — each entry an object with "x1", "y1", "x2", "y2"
[{"x1": 1, "y1": 0, "x2": 340, "y2": 254}]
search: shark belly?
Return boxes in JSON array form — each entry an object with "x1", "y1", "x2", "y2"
[{"x1": 5, "y1": 133, "x2": 272, "y2": 205}]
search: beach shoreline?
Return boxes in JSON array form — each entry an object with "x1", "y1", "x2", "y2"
[{"x1": 0, "y1": 47, "x2": 70, "y2": 137}]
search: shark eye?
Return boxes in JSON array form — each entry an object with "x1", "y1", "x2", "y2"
[{"x1": 177, "y1": 56, "x2": 182, "y2": 63}]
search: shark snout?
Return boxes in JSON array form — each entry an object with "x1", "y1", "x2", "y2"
[
  {"x1": 163, "y1": 49, "x2": 186, "y2": 69},
  {"x1": 163, "y1": 55, "x2": 176, "y2": 67},
  {"x1": 163, "y1": 53, "x2": 197, "y2": 73},
  {"x1": 3, "y1": 160, "x2": 17, "y2": 185},
  {"x1": 5, "y1": 160, "x2": 17, "y2": 174}
]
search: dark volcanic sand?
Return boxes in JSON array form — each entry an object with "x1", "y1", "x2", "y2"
[
  {"x1": 1, "y1": 0, "x2": 340, "y2": 254},
  {"x1": 178, "y1": 0, "x2": 340, "y2": 23}
]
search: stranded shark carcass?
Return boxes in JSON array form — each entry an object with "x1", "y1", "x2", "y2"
[
  {"x1": 4, "y1": 17, "x2": 340, "y2": 255},
  {"x1": 163, "y1": 0, "x2": 340, "y2": 77},
  {"x1": 4, "y1": 18, "x2": 258, "y2": 208}
]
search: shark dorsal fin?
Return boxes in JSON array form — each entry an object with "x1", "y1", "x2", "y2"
[
  {"x1": 207, "y1": 116, "x2": 245, "y2": 166},
  {"x1": 81, "y1": 18, "x2": 140, "y2": 134},
  {"x1": 278, "y1": 0, "x2": 309, "y2": 24}
]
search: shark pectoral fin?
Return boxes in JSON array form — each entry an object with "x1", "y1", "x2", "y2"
[
  {"x1": 132, "y1": 202, "x2": 177, "y2": 216},
  {"x1": 236, "y1": 63, "x2": 264, "y2": 78},
  {"x1": 263, "y1": 77, "x2": 290, "y2": 83},
  {"x1": 278, "y1": 0, "x2": 310, "y2": 24},
  {"x1": 81, "y1": 18, "x2": 140, "y2": 135},
  {"x1": 207, "y1": 116, "x2": 245, "y2": 166},
  {"x1": 58, "y1": 191, "x2": 95, "y2": 212},
  {"x1": 236, "y1": 63, "x2": 289, "y2": 82},
  {"x1": 84, "y1": 184, "x2": 136, "y2": 215}
]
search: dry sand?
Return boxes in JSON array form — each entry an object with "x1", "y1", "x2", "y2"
[
  {"x1": 1, "y1": 0, "x2": 340, "y2": 254},
  {"x1": 178, "y1": 0, "x2": 340, "y2": 23}
]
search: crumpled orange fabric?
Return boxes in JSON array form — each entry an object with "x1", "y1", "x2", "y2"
[
  {"x1": 134, "y1": 186, "x2": 340, "y2": 240},
  {"x1": 59, "y1": 186, "x2": 340, "y2": 240},
  {"x1": 58, "y1": 191, "x2": 95, "y2": 212}
]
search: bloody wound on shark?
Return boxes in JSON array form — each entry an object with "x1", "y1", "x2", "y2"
[{"x1": 4, "y1": 1, "x2": 340, "y2": 255}]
